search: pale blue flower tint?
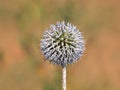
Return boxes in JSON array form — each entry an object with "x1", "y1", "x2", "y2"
[{"x1": 41, "y1": 21, "x2": 85, "y2": 67}]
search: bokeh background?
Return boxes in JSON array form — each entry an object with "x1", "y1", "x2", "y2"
[{"x1": 0, "y1": 0, "x2": 120, "y2": 90}]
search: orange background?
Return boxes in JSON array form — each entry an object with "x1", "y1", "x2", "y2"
[{"x1": 0, "y1": 0, "x2": 120, "y2": 90}]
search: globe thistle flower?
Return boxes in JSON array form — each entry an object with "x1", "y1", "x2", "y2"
[
  {"x1": 40, "y1": 21, "x2": 85, "y2": 67},
  {"x1": 40, "y1": 21, "x2": 85, "y2": 90}
]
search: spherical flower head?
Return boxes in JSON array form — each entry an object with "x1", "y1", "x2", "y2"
[{"x1": 41, "y1": 21, "x2": 85, "y2": 67}]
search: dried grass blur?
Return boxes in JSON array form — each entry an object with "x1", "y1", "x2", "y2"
[{"x1": 0, "y1": 0, "x2": 120, "y2": 90}]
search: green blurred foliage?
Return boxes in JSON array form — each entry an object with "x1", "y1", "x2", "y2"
[{"x1": 0, "y1": 51, "x2": 4, "y2": 61}]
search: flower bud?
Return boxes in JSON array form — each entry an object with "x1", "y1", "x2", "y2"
[{"x1": 41, "y1": 21, "x2": 85, "y2": 67}]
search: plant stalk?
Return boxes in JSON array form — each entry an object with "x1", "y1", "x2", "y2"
[{"x1": 62, "y1": 67, "x2": 66, "y2": 90}]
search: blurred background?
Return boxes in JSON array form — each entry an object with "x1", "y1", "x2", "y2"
[{"x1": 0, "y1": 0, "x2": 120, "y2": 90}]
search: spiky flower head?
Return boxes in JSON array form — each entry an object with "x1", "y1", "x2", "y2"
[{"x1": 41, "y1": 21, "x2": 85, "y2": 67}]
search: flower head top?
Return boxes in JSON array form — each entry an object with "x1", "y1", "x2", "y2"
[{"x1": 41, "y1": 21, "x2": 85, "y2": 67}]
